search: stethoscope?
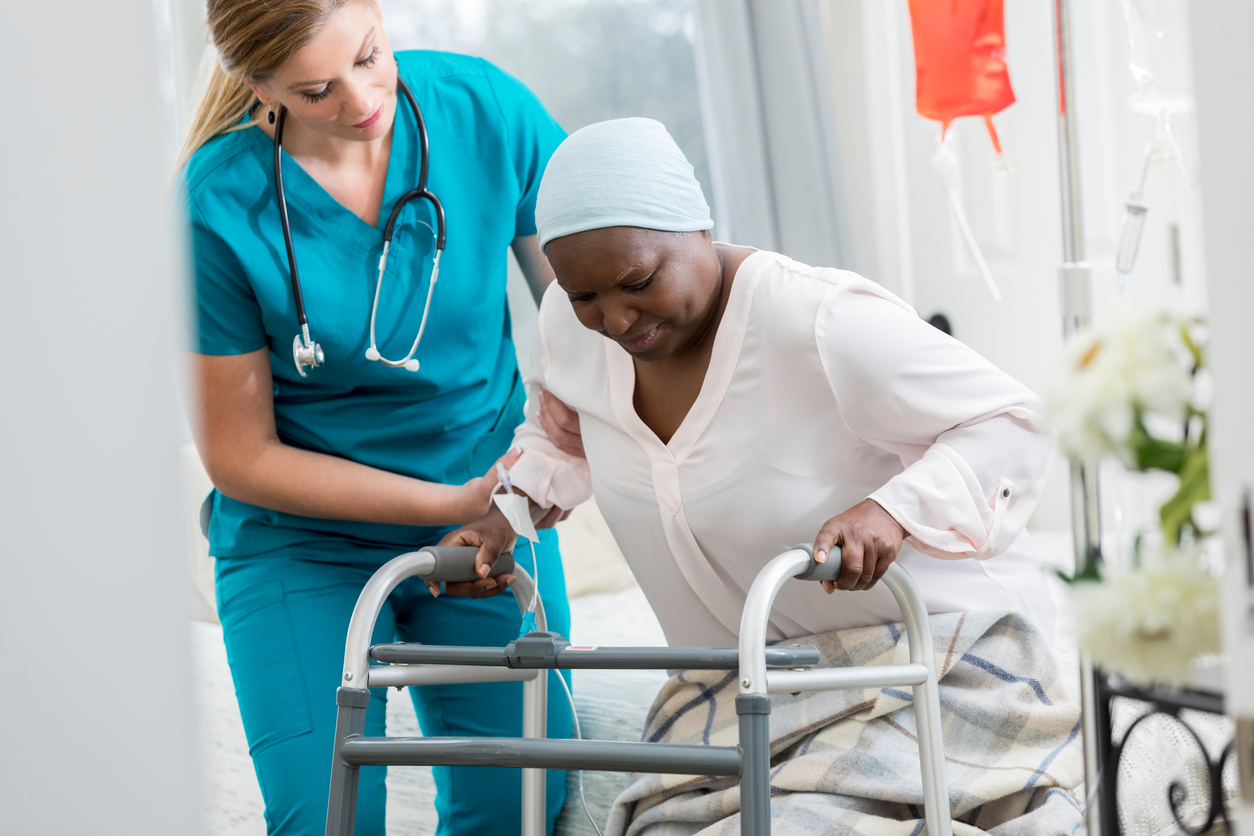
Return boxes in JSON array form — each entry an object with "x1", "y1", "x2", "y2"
[{"x1": 274, "y1": 77, "x2": 446, "y2": 377}]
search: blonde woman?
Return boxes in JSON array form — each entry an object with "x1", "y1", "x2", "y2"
[{"x1": 180, "y1": 1, "x2": 573, "y2": 832}]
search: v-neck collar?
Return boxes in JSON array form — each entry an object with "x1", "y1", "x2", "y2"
[
  {"x1": 252, "y1": 112, "x2": 411, "y2": 254},
  {"x1": 605, "y1": 249, "x2": 767, "y2": 465}
]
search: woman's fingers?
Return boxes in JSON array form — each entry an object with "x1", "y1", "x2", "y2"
[
  {"x1": 813, "y1": 519, "x2": 841, "y2": 565},
  {"x1": 853, "y1": 525, "x2": 881, "y2": 590},
  {"x1": 868, "y1": 546, "x2": 896, "y2": 588},
  {"x1": 499, "y1": 447, "x2": 523, "y2": 471},
  {"x1": 461, "y1": 449, "x2": 525, "y2": 522},
  {"x1": 480, "y1": 448, "x2": 523, "y2": 488},
  {"x1": 443, "y1": 576, "x2": 513, "y2": 598},
  {"x1": 836, "y1": 534, "x2": 865, "y2": 590},
  {"x1": 434, "y1": 513, "x2": 515, "y2": 598},
  {"x1": 535, "y1": 505, "x2": 565, "y2": 530},
  {"x1": 815, "y1": 499, "x2": 907, "y2": 593},
  {"x1": 538, "y1": 389, "x2": 586, "y2": 458},
  {"x1": 544, "y1": 388, "x2": 580, "y2": 432},
  {"x1": 471, "y1": 531, "x2": 516, "y2": 580}
]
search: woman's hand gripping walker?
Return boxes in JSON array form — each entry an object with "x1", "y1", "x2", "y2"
[{"x1": 325, "y1": 541, "x2": 953, "y2": 836}]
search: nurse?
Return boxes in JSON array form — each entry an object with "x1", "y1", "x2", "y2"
[{"x1": 179, "y1": 1, "x2": 571, "y2": 833}]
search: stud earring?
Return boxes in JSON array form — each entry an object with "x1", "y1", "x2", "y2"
[{"x1": 267, "y1": 105, "x2": 276, "y2": 125}]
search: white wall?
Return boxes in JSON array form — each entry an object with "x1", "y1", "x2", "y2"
[
  {"x1": 820, "y1": 0, "x2": 1206, "y2": 537},
  {"x1": 0, "y1": 1, "x2": 202, "y2": 832},
  {"x1": 1189, "y1": 2, "x2": 1254, "y2": 829}
]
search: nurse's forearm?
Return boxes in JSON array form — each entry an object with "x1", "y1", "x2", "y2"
[
  {"x1": 214, "y1": 442, "x2": 489, "y2": 526},
  {"x1": 192, "y1": 350, "x2": 494, "y2": 527}
]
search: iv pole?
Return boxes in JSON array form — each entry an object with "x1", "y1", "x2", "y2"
[{"x1": 1050, "y1": 1, "x2": 1106, "y2": 833}]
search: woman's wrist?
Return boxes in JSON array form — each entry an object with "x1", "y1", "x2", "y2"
[
  {"x1": 451, "y1": 481, "x2": 493, "y2": 525},
  {"x1": 868, "y1": 498, "x2": 909, "y2": 540}
]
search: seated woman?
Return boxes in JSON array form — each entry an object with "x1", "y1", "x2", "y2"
[{"x1": 444, "y1": 118, "x2": 1082, "y2": 834}]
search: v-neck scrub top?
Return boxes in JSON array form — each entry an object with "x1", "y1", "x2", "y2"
[
  {"x1": 508, "y1": 250, "x2": 1059, "y2": 647},
  {"x1": 184, "y1": 51, "x2": 566, "y2": 558}
]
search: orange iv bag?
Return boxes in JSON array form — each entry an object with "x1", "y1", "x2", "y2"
[
  {"x1": 907, "y1": 0, "x2": 1016, "y2": 302},
  {"x1": 908, "y1": 0, "x2": 1016, "y2": 153}
]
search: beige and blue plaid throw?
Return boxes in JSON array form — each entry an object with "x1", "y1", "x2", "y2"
[{"x1": 605, "y1": 610, "x2": 1084, "y2": 835}]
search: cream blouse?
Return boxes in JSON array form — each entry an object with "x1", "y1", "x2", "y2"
[{"x1": 510, "y1": 250, "x2": 1057, "y2": 648}]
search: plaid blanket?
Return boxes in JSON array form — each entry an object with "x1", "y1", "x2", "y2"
[{"x1": 605, "y1": 611, "x2": 1084, "y2": 836}]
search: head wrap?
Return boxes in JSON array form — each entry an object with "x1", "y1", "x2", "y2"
[{"x1": 535, "y1": 117, "x2": 713, "y2": 251}]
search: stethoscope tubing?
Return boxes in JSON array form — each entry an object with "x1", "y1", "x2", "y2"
[{"x1": 273, "y1": 107, "x2": 309, "y2": 330}]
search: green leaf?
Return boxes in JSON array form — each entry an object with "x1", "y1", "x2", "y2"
[
  {"x1": 1055, "y1": 556, "x2": 1103, "y2": 585},
  {"x1": 1128, "y1": 412, "x2": 1186, "y2": 473},
  {"x1": 1160, "y1": 445, "x2": 1212, "y2": 545},
  {"x1": 1179, "y1": 322, "x2": 1205, "y2": 370}
]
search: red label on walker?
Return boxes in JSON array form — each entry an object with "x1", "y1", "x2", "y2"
[{"x1": 565, "y1": 646, "x2": 600, "y2": 651}]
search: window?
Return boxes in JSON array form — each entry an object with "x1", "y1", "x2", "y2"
[
  {"x1": 388, "y1": 0, "x2": 715, "y2": 370},
  {"x1": 388, "y1": 0, "x2": 716, "y2": 213}
]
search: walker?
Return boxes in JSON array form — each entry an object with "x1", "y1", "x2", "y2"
[{"x1": 324, "y1": 545, "x2": 952, "y2": 836}]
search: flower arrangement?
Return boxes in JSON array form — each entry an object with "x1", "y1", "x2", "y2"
[{"x1": 1046, "y1": 305, "x2": 1219, "y2": 686}]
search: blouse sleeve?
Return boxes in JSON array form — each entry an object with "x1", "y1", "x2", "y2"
[
  {"x1": 505, "y1": 292, "x2": 593, "y2": 510},
  {"x1": 817, "y1": 287, "x2": 1055, "y2": 560}
]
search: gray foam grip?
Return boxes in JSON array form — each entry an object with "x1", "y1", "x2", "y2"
[
  {"x1": 791, "y1": 543, "x2": 843, "y2": 582},
  {"x1": 418, "y1": 546, "x2": 516, "y2": 583}
]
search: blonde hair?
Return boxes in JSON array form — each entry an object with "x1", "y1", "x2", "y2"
[{"x1": 176, "y1": 0, "x2": 354, "y2": 172}]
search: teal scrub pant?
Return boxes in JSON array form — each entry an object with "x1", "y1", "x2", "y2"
[{"x1": 215, "y1": 528, "x2": 571, "y2": 836}]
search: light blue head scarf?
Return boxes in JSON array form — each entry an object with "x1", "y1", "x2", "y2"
[{"x1": 535, "y1": 117, "x2": 713, "y2": 251}]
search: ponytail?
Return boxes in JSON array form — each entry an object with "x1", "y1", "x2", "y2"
[
  {"x1": 176, "y1": 59, "x2": 259, "y2": 173},
  {"x1": 174, "y1": 0, "x2": 353, "y2": 174}
]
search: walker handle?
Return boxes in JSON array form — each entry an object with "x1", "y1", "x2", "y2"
[
  {"x1": 789, "y1": 543, "x2": 843, "y2": 582},
  {"x1": 417, "y1": 546, "x2": 516, "y2": 583}
]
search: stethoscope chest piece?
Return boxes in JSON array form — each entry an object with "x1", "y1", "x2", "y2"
[{"x1": 293, "y1": 330, "x2": 324, "y2": 378}]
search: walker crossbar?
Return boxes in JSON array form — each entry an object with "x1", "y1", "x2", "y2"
[
  {"x1": 325, "y1": 545, "x2": 952, "y2": 836},
  {"x1": 369, "y1": 643, "x2": 821, "y2": 670},
  {"x1": 338, "y1": 736, "x2": 744, "y2": 775}
]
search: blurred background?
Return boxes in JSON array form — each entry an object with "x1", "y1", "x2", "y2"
[{"x1": 3, "y1": 1, "x2": 1252, "y2": 833}]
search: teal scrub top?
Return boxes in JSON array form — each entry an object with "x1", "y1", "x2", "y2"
[{"x1": 183, "y1": 51, "x2": 566, "y2": 559}]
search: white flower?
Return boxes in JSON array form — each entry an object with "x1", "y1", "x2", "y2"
[
  {"x1": 1071, "y1": 557, "x2": 1221, "y2": 687},
  {"x1": 1046, "y1": 305, "x2": 1196, "y2": 464}
]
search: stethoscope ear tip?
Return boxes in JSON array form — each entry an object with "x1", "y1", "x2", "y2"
[{"x1": 362, "y1": 346, "x2": 419, "y2": 372}]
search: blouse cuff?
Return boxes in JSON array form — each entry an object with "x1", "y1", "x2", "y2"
[
  {"x1": 508, "y1": 447, "x2": 593, "y2": 511},
  {"x1": 868, "y1": 443, "x2": 1014, "y2": 561}
]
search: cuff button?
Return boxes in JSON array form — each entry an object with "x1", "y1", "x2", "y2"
[{"x1": 1002, "y1": 488, "x2": 1011, "y2": 498}]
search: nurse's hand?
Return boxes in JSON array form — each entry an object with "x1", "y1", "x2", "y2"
[
  {"x1": 813, "y1": 499, "x2": 909, "y2": 593},
  {"x1": 432, "y1": 505, "x2": 518, "y2": 599},
  {"x1": 539, "y1": 388, "x2": 585, "y2": 458},
  {"x1": 452, "y1": 450, "x2": 523, "y2": 524}
]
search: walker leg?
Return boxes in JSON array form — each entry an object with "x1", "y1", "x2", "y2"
[
  {"x1": 521, "y1": 672, "x2": 547, "y2": 836},
  {"x1": 326, "y1": 687, "x2": 371, "y2": 836},
  {"x1": 737, "y1": 693, "x2": 772, "y2": 836},
  {"x1": 911, "y1": 676, "x2": 953, "y2": 836}
]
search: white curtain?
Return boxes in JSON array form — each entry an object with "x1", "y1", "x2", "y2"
[{"x1": 692, "y1": 0, "x2": 853, "y2": 269}]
